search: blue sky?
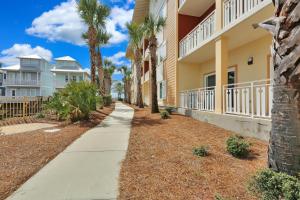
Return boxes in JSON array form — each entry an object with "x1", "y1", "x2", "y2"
[{"x1": 0, "y1": 0, "x2": 134, "y2": 81}]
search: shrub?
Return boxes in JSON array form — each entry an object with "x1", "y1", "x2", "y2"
[
  {"x1": 165, "y1": 106, "x2": 174, "y2": 115},
  {"x1": 36, "y1": 112, "x2": 45, "y2": 119},
  {"x1": 103, "y1": 95, "x2": 112, "y2": 106},
  {"x1": 160, "y1": 110, "x2": 169, "y2": 119},
  {"x1": 248, "y1": 169, "x2": 300, "y2": 200},
  {"x1": 214, "y1": 194, "x2": 230, "y2": 200},
  {"x1": 193, "y1": 146, "x2": 209, "y2": 157},
  {"x1": 226, "y1": 135, "x2": 250, "y2": 158},
  {"x1": 46, "y1": 81, "x2": 97, "y2": 121}
]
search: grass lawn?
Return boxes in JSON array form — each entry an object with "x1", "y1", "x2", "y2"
[
  {"x1": 0, "y1": 104, "x2": 115, "y2": 200},
  {"x1": 119, "y1": 107, "x2": 268, "y2": 200}
]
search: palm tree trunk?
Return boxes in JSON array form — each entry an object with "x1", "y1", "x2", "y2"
[
  {"x1": 96, "y1": 47, "x2": 105, "y2": 95},
  {"x1": 149, "y1": 36, "x2": 159, "y2": 113},
  {"x1": 135, "y1": 49, "x2": 144, "y2": 108},
  {"x1": 88, "y1": 27, "x2": 97, "y2": 84},
  {"x1": 259, "y1": 0, "x2": 300, "y2": 176}
]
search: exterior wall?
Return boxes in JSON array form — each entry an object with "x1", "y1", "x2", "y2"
[
  {"x1": 6, "y1": 87, "x2": 40, "y2": 97},
  {"x1": 54, "y1": 72, "x2": 86, "y2": 89},
  {"x1": 164, "y1": 0, "x2": 177, "y2": 106},
  {"x1": 40, "y1": 60, "x2": 55, "y2": 96},
  {"x1": 177, "y1": 108, "x2": 271, "y2": 141},
  {"x1": 143, "y1": 81, "x2": 150, "y2": 105}
]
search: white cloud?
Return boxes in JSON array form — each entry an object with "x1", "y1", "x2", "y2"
[
  {"x1": 105, "y1": 51, "x2": 129, "y2": 66},
  {"x1": 0, "y1": 44, "x2": 53, "y2": 66},
  {"x1": 26, "y1": 0, "x2": 133, "y2": 46}
]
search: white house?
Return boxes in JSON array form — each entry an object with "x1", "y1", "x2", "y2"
[
  {"x1": 1, "y1": 55, "x2": 55, "y2": 97},
  {"x1": 0, "y1": 69, "x2": 4, "y2": 96},
  {"x1": 51, "y1": 56, "x2": 89, "y2": 91}
]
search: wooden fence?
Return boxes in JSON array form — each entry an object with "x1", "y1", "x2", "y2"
[{"x1": 0, "y1": 96, "x2": 50, "y2": 120}]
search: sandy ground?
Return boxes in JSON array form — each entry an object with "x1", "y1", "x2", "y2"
[{"x1": 0, "y1": 123, "x2": 58, "y2": 135}]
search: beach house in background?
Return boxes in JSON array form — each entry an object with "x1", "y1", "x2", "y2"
[
  {"x1": 128, "y1": 0, "x2": 274, "y2": 140},
  {"x1": 51, "y1": 56, "x2": 89, "y2": 90},
  {"x1": 1, "y1": 55, "x2": 55, "y2": 97},
  {"x1": 0, "y1": 55, "x2": 89, "y2": 97}
]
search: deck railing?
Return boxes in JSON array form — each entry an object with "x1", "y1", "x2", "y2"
[
  {"x1": 0, "y1": 96, "x2": 50, "y2": 120},
  {"x1": 179, "y1": 10, "x2": 216, "y2": 58},
  {"x1": 3, "y1": 79, "x2": 40, "y2": 86},
  {"x1": 223, "y1": 79, "x2": 272, "y2": 118},
  {"x1": 223, "y1": 0, "x2": 266, "y2": 27},
  {"x1": 179, "y1": 86, "x2": 216, "y2": 112}
]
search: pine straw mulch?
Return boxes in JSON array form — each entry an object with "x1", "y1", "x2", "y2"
[
  {"x1": 0, "y1": 104, "x2": 115, "y2": 200},
  {"x1": 119, "y1": 107, "x2": 268, "y2": 200}
]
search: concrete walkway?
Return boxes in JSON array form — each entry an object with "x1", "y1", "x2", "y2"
[
  {"x1": 1, "y1": 123, "x2": 57, "y2": 135},
  {"x1": 7, "y1": 103, "x2": 134, "y2": 200}
]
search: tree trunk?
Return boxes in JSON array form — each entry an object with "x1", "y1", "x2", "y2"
[
  {"x1": 88, "y1": 27, "x2": 97, "y2": 84},
  {"x1": 134, "y1": 49, "x2": 144, "y2": 108},
  {"x1": 128, "y1": 79, "x2": 132, "y2": 104},
  {"x1": 96, "y1": 48, "x2": 104, "y2": 95},
  {"x1": 149, "y1": 36, "x2": 159, "y2": 113},
  {"x1": 259, "y1": 0, "x2": 300, "y2": 176},
  {"x1": 103, "y1": 71, "x2": 110, "y2": 95}
]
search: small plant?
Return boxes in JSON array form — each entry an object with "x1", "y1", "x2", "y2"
[
  {"x1": 165, "y1": 106, "x2": 174, "y2": 115},
  {"x1": 226, "y1": 135, "x2": 250, "y2": 158},
  {"x1": 193, "y1": 146, "x2": 209, "y2": 157},
  {"x1": 36, "y1": 112, "x2": 45, "y2": 119},
  {"x1": 248, "y1": 168, "x2": 300, "y2": 200},
  {"x1": 160, "y1": 110, "x2": 169, "y2": 119},
  {"x1": 103, "y1": 95, "x2": 112, "y2": 106}
]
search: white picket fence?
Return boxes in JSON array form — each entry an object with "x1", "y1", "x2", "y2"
[
  {"x1": 223, "y1": 79, "x2": 272, "y2": 118},
  {"x1": 179, "y1": 11, "x2": 216, "y2": 58},
  {"x1": 179, "y1": 87, "x2": 216, "y2": 112},
  {"x1": 223, "y1": 0, "x2": 266, "y2": 27}
]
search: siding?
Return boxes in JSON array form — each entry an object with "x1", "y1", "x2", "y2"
[{"x1": 164, "y1": 0, "x2": 177, "y2": 106}]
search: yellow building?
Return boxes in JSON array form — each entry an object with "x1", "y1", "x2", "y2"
[{"x1": 128, "y1": 0, "x2": 274, "y2": 140}]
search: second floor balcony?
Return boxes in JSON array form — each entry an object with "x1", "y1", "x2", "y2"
[
  {"x1": 3, "y1": 79, "x2": 40, "y2": 87},
  {"x1": 179, "y1": 10, "x2": 216, "y2": 58}
]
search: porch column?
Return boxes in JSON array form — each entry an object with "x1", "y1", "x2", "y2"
[
  {"x1": 216, "y1": 0, "x2": 223, "y2": 32},
  {"x1": 215, "y1": 36, "x2": 228, "y2": 114}
]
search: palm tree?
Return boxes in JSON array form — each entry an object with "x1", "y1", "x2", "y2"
[
  {"x1": 255, "y1": 0, "x2": 300, "y2": 175},
  {"x1": 96, "y1": 30, "x2": 111, "y2": 95},
  {"x1": 78, "y1": 0, "x2": 110, "y2": 84},
  {"x1": 142, "y1": 15, "x2": 166, "y2": 113},
  {"x1": 119, "y1": 66, "x2": 132, "y2": 104},
  {"x1": 103, "y1": 59, "x2": 116, "y2": 95},
  {"x1": 114, "y1": 82, "x2": 124, "y2": 100},
  {"x1": 126, "y1": 22, "x2": 144, "y2": 108}
]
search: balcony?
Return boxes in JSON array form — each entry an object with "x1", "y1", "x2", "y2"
[
  {"x1": 179, "y1": 87, "x2": 216, "y2": 112},
  {"x1": 223, "y1": 0, "x2": 271, "y2": 28},
  {"x1": 179, "y1": 0, "x2": 215, "y2": 17},
  {"x1": 179, "y1": 11, "x2": 216, "y2": 58},
  {"x1": 179, "y1": 80, "x2": 272, "y2": 119},
  {"x1": 223, "y1": 79, "x2": 272, "y2": 118},
  {"x1": 3, "y1": 79, "x2": 40, "y2": 87}
]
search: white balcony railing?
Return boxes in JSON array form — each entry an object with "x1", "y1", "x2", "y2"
[
  {"x1": 223, "y1": 79, "x2": 272, "y2": 118},
  {"x1": 179, "y1": 11, "x2": 216, "y2": 58},
  {"x1": 3, "y1": 79, "x2": 40, "y2": 86},
  {"x1": 179, "y1": 87, "x2": 216, "y2": 112},
  {"x1": 144, "y1": 71, "x2": 150, "y2": 82},
  {"x1": 223, "y1": 0, "x2": 266, "y2": 27},
  {"x1": 179, "y1": 0, "x2": 186, "y2": 8}
]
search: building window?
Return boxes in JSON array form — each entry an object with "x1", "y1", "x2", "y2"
[
  {"x1": 3, "y1": 74, "x2": 6, "y2": 79},
  {"x1": 159, "y1": 80, "x2": 166, "y2": 100},
  {"x1": 72, "y1": 76, "x2": 77, "y2": 82},
  {"x1": 79, "y1": 76, "x2": 83, "y2": 81},
  {"x1": 65, "y1": 75, "x2": 69, "y2": 82}
]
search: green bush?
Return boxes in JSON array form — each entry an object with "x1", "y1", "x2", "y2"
[
  {"x1": 103, "y1": 95, "x2": 112, "y2": 106},
  {"x1": 226, "y1": 135, "x2": 250, "y2": 158},
  {"x1": 160, "y1": 110, "x2": 169, "y2": 119},
  {"x1": 36, "y1": 112, "x2": 45, "y2": 119},
  {"x1": 248, "y1": 169, "x2": 300, "y2": 200},
  {"x1": 193, "y1": 146, "x2": 209, "y2": 157},
  {"x1": 165, "y1": 106, "x2": 174, "y2": 115},
  {"x1": 46, "y1": 81, "x2": 97, "y2": 121}
]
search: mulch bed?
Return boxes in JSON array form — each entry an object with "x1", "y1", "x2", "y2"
[
  {"x1": 0, "y1": 104, "x2": 115, "y2": 200},
  {"x1": 119, "y1": 107, "x2": 268, "y2": 200}
]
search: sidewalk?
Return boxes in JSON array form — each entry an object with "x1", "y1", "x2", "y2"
[{"x1": 7, "y1": 102, "x2": 134, "y2": 200}]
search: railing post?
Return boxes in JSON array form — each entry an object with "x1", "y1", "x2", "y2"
[{"x1": 251, "y1": 82, "x2": 254, "y2": 118}]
